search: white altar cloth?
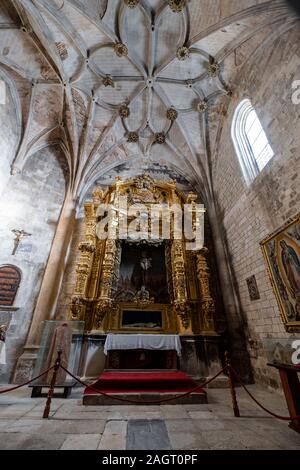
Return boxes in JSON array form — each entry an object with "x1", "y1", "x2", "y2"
[{"x1": 104, "y1": 334, "x2": 182, "y2": 356}]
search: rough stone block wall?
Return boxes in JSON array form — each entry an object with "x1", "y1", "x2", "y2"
[
  {"x1": 213, "y1": 26, "x2": 300, "y2": 389},
  {"x1": 0, "y1": 146, "x2": 66, "y2": 382}
]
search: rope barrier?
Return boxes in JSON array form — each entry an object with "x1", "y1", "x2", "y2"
[
  {"x1": 0, "y1": 365, "x2": 55, "y2": 394},
  {"x1": 1, "y1": 349, "x2": 299, "y2": 425},
  {"x1": 230, "y1": 365, "x2": 300, "y2": 422},
  {"x1": 59, "y1": 364, "x2": 227, "y2": 405}
]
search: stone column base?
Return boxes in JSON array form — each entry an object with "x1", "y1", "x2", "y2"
[
  {"x1": 180, "y1": 334, "x2": 228, "y2": 388},
  {"x1": 79, "y1": 334, "x2": 106, "y2": 381},
  {"x1": 13, "y1": 346, "x2": 40, "y2": 384}
]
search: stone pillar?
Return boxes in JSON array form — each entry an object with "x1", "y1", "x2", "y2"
[
  {"x1": 79, "y1": 334, "x2": 106, "y2": 381},
  {"x1": 179, "y1": 335, "x2": 227, "y2": 387},
  {"x1": 196, "y1": 247, "x2": 216, "y2": 333},
  {"x1": 180, "y1": 336, "x2": 207, "y2": 379},
  {"x1": 202, "y1": 335, "x2": 227, "y2": 387},
  {"x1": 13, "y1": 190, "x2": 76, "y2": 382},
  {"x1": 207, "y1": 201, "x2": 252, "y2": 381},
  {"x1": 195, "y1": 248, "x2": 227, "y2": 385}
]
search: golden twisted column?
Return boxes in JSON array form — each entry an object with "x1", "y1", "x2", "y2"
[{"x1": 70, "y1": 204, "x2": 96, "y2": 321}]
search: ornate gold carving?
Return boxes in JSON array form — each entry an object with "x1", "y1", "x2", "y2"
[
  {"x1": 79, "y1": 242, "x2": 96, "y2": 253},
  {"x1": 69, "y1": 203, "x2": 97, "y2": 322},
  {"x1": 171, "y1": 240, "x2": 192, "y2": 332},
  {"x1": 128, "y1": 173, "x2": 159, "y2": 204},
  {"x1": 114, "y1": 42, "x2": 128, "y2": 57},
  {"x1": 166, "y1": 108, "x2": 178, "y2": 121},
  {"x1": 201, "y1": 299, "x2": 215, "y2": 332},
  {"x1": 133, "y1": 173, "x2": 155, "y2": 190},
  {"x1": 99, "y1": 240, "x2": 119, "y2": 298},
  {"x1": 174, "y1": 301, "x2": 191, "y2": 330},
  {"x1": 95, "y1": 299, "x2": 116, "y2": 328},
  {"x1": 70, "y1": 296, "x2": 85, "y2": 320},
  {"x1": 90, "y1": 238, "x2": 121, "y2": 329},
  {"x1": 167, "y1": 0, "x2": 186, "y2": 13},
  {"x1": 70, "y1": 176, "x2": 217, "y2": 337},
  {"x1": 74, "y1": 267, "x2": 89, "y2": 293},
  {"x1": 75, "y1": 246, "x2": 95, "y2": 293},
  {"x1": 133, "y1": 286, "x2": 155, "y2": 309},
  {"x1": 176, "y1": 46, "x2": 190, "y2": 61},
  {"x1": 92, "y1": 188, "x2": 103, "y2": 204},
  {"x1": 196, "y1": 247, "x2": 216, "y2": 332}
]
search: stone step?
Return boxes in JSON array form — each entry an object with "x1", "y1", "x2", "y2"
[
  {"x1": 82, "y1": 370, "x2": 208, "y2": 405},
  {"x1": 83, "y1": 391, "x2": 208, "y2": 406}
]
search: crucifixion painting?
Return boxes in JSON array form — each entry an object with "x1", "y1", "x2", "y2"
[{"x1": 11, "y1": 229, "x2": 32, "y2": 255}]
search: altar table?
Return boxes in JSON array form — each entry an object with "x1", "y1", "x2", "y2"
[{"x1": 104, "y1": 334, "x2": 182, "y2": 356}]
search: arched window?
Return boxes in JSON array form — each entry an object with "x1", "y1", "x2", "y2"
[
  {"x1": 231, "y1": 99, "x2": 274, "y2": 184},
  {"x1": 0, "y1": 265, "x2": 21, "y2": 307}
]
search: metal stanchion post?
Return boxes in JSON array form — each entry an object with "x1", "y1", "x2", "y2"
[
  {"x1": 225, "y1": 351, "x2": 240, "y2": 418},
  {"x1": 43, "y1": 350, "x2": 62, "y2": 419}
]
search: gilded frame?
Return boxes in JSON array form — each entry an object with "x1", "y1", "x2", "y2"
[
  {"x1": 104, "y1": 303, "x2": 177, "y2": 334},
  {"x1": 120, "y1": 305, "x2": 164, "y2": 332},
  {"x1": 260, "y1": 213, "x2": 300, "y2": 332}
]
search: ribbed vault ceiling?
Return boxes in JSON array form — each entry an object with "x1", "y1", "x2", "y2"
[{"x1": 0, "y1": 0, "x2": 296, "y2": 202}]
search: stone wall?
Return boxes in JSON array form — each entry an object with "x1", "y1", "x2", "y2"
[
  {"x1": 212, "y1": 26, "x2": 300, "y2": 389},
  {"x1": 0, "y1": 146, "x2": 66, "y2": 382},
  {"x1": 0, "y1": 76, "x2": 19, "y2": 197}
]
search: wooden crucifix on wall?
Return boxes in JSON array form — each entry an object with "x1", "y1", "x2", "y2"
[{"x1": 11, "y1": 229, "x2": 32, "y2": 255}]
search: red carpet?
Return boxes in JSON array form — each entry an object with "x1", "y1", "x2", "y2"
[{"x1": 84, "y1": 371, "x2": 206, "y2": 395}]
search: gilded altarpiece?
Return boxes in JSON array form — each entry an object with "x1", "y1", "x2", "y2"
[{"x1": 70, "y1": 175, "x2": 224, "y2": 380}]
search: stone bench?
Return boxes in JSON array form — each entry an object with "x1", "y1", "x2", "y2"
[{"x1": 29, "y1": 382, "x2": 77, "y2": 398}]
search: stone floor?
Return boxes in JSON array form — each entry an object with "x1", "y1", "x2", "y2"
[{"x1": 0, "y1": 384, "x2": 299, "y2": 450}]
